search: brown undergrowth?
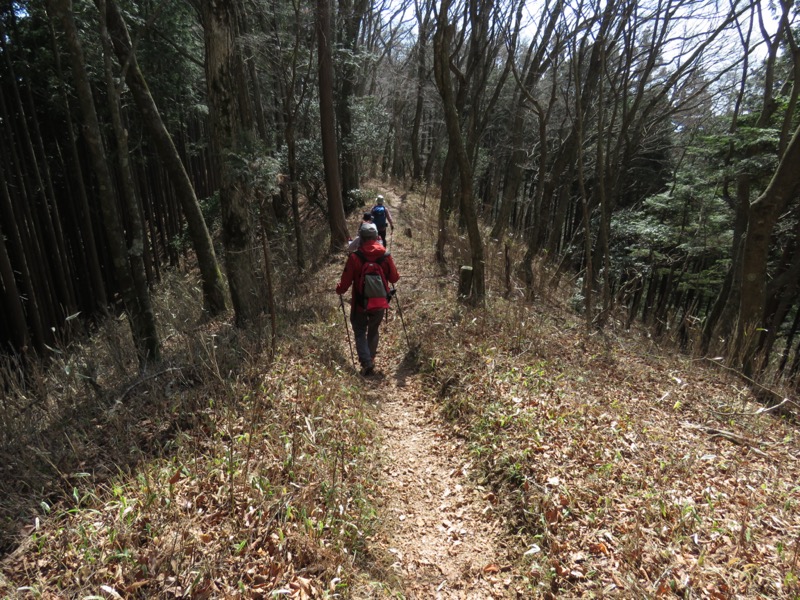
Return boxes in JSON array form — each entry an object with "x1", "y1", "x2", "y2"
[
  {"x1": 0, "y1": 197, "x2": 388, "y2": 597},
  {"x1": 408, "y1": 223, "x2": 800, "y2": 595},
  {"x1": 2, "y1": 183, "x2": 800, "y2": 599}
]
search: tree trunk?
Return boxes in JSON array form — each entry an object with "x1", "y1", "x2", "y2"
[
  {"x1": 702, "y1": 176, "x2": 749, "y2": 353},
  {"x1": 735, "y1": 122, "x2": 800, "y2": 375},
  {"x1": 202, "y1": 0, "x2": 263, "y2": 327},
  {"x1": 595, "y1": 56, "x2": 613, "y2": 327},
  {"x1": 434, "y1": 5, "x2": 484, "y2": 304},
  {"x1": 104, "y1": 0, "x2": 227, "y2": 316},
  {"x1": 336, "y1": 0, "x2": 368, "y2": 196},
  {"x1": 286, "y1": 122, "x2": 306, "y2": 271},
  {"x1": 317, "y1": 0, "x2": 349, "y2": 250},
  {"x1": 410, "y1": 0, "x2": 434, "y2": 182},
  {"x1": 423, "y1": 120, "x2": 442, "y2": 183},
  {"x1": 491, "y1": 111, "x2": 525, "y2": 241},
  {"x1": 435, "y1": 146, "x2": 457, "y2": 264}
]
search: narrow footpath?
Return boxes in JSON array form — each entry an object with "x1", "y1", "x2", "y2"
[
  {"x1": 371, "y1": 369, "x2": 516, "y2": 598},
  {"x1": 353, "y1": 193, "x2": 522, "y2": 598}
]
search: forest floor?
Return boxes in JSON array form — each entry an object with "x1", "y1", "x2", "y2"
[
  {"x1": 2, "y1": 186, "x2": 800, "y2": 599},
  {"x1": 338, "y1": 192, "x2": 800, "y2": 599},
  {"x1": 350, "y1": 337, "x2": 517, "y2": 599}
]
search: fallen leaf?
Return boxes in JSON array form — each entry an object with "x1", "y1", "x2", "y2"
[
  {"x1": 100, "y1": 585, "x2": 123, "y2": 599},
  {"x1": 524, "y1": 544, "x2": 541, "y2": 556},
  {"x1": 569, "y1": 569, "x2": 585, "y2": 579},
  {"x1": 168, "y1": 468, "x2": 182, "y2": 485},
  {"x1": 589, "y1": 542, "x2": 609, "y2": 555}
]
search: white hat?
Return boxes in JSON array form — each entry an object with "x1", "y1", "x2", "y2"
[{"x1": 376, "y1": 195, "x2": 385, "y2": 205}]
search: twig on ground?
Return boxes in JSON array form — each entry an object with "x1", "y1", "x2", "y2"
[
  {"x1": 709, "y1": 397, "x2": 794, "y2": 417},
  {"x1": 117, "y1": 366, "x2": 186, "y2": 403},
  {"x1": 681, "y1": 421, "x2": 770, "y2": 458}
]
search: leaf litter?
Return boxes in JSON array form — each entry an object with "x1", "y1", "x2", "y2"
[{"x1": 1, "y1": 188, "x2": 799, "y2": 599}]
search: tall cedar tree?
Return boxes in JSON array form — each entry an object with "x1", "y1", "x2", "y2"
[
  {"x1": 47, "y1": 0, "x2": 160, "y2": 365},
  {"x1": 201, "y1": 0, "x2": 263, "y2": 326},
  {"x1": 317, "y1": 0, "x2": 350, "y2": 250}
]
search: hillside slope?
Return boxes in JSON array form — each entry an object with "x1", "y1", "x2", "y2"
[{"x1": 2, "y1": 187, "x2": 799, "y2": 599}]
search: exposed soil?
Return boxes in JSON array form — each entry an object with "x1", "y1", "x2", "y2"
[
  {"x1": 367, "y1": 361, "x2": 518, "y2": 598},
  {"x1": 350, "y1": 195, "x2": 523, "y2": 598}
]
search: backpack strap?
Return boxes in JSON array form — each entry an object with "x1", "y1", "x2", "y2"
[{"x1": 355, "y1": 250, "x2": 387, "y2": 264}]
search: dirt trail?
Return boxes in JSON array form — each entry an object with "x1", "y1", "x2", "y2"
[
  {"x1": 369, "y1": 369, "x2": 515, "y2": 599},
  {"x1": 358, "y1": 194, "x2": 520, "y2": 599}
]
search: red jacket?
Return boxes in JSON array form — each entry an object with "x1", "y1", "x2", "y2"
[{"x1": 336, "y1": 240, "x2": 400, "y2": 311}]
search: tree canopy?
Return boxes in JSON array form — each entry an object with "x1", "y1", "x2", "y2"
[{"x1": 0, "y1": 0, "x2": 799, "y2": 383}]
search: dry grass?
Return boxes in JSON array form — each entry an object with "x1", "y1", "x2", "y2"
[
  {"x1": 406, "y1": 193, "x2": 800, "y2": 597},
  {"x1": 2, "y1": 183, "x2": 799, "y2": 599},
  {"x1": 0, "y1": 218, "x2": 385, "y2": 597}
]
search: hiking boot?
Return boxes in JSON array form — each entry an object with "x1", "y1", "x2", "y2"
[{"x1": 361, "y1": 363, "x2": 375, "y2": 376}]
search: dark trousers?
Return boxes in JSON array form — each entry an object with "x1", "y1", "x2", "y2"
[
  {"x1": 377, "y1": 228, "x2": 388, "y2": 246},
  {"x1": 350, "y1": 308, "x2": 385, "y2": 367}
]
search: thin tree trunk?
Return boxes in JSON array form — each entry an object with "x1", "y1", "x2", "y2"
[
  {"x1": 286, "y1": 123, "x2": 306, "y2": 271},
  {"x1": 435, "y1": 147, "x2": 456, "y2": 264},
  {"x1": 105, "y1": 0, "x2": 227, "y2": 316},
  {"x1": 49, "y1": 0, "x2": 160, "y2": 365},
  {"x1": 336, "y1": 0, "x2": 368, "y2": 196},
  {"x1": 434, "y1": 4, "x2": 484, "y2": 304},
  {"x1": 410, "y1": 9, "x2": 428, "y2": 182}
]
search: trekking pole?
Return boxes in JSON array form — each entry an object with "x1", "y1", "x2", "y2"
[
  {"x1": 339, "y1": 295, "x2": 357, "y2": 370},
  {"x1": 390, "y1": 285, "x2": 412, "y2": 350},
  {"x1": 389, "y1": 227, "x2": 394, "y2": 253}
]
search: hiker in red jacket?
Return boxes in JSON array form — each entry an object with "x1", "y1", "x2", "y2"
[{"x1": 336, "y1": 223, "x2": 400, "y2": 375}]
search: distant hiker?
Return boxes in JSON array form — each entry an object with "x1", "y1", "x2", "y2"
[
  {"x1": 370, "y1": 195, "x2": 394, "y2": 246},
  {"x1": 336, "y1": 222, "x2": 400, "y2": 376},
  {"x1": 347, "y1": 213, "x2": 375, "y2": 253}
]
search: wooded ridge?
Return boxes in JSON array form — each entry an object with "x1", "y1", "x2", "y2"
[
  {"x1": 1, "y1": 0, "x2": 800, "y2": 596},
  {"x1": 1, "y1": 0, "x2": 800, "y2": 379},
  {"x1": 1, "y1": 191, "x2": 799, "y2": 597}
]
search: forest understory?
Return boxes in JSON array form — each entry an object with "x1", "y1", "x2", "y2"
[{"x1": 1, "y1": 188, "x2": 800, "y2": 599}]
